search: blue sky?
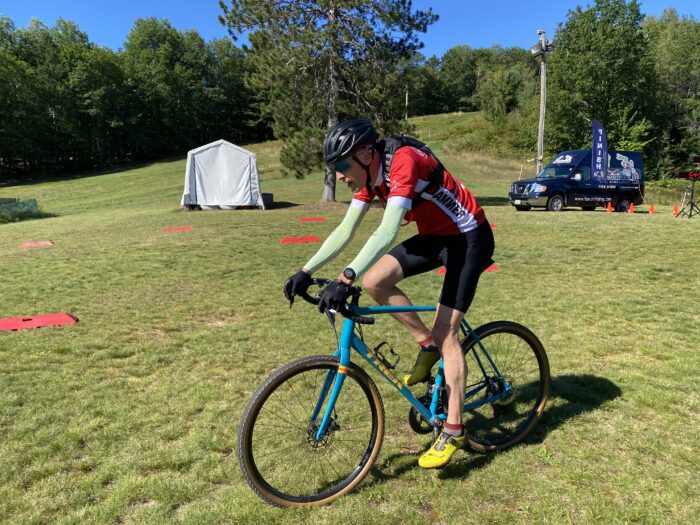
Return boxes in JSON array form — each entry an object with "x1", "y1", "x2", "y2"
[{"x1": 1, "y1": 1, "x2": 698, "y2": 57}]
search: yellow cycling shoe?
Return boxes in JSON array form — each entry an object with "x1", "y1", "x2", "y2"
[
  {"x1": 418, "y1": 431, "x2": 465, "y2": 469},
  {"x1": 403, "y1": 346, "x2": 440, "y2": 386}
]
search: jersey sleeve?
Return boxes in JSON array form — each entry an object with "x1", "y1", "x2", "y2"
[{"x1": 385, "y1": 148, "x2": 421, "y2": 210}]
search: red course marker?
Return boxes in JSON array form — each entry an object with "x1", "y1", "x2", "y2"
[
  {"x1": 280, "y1": 236, "x2": 321, "y2": 244},
  {"x1": 0, "y1": 313, "x2": 78, "y2": 331},
  {"x1": 20, "y1": 241, "x2": 54, "y2": 248},
  {"x1": 490, "y1": 223, "x2": 497, "y2": 229},
  {"x1": 299, "y1": 217, "x2": 327, "y2": 223},
  {"x1": 162, "y1": 226, "x2": 193, "y2": 233},
  {"x1": 438, "y1": 264, "x2": 498, "y2": 274}
]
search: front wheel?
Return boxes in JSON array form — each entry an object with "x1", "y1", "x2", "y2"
[
  {"x1": 547, "y1": 195, "x2": 565, "y2": 212},
  {"x1": 238, "y1": 355, "x2": 385, "y2": 508},
  {"x1": 461, "y1": 321, "x2": 550, "y2": 452}
]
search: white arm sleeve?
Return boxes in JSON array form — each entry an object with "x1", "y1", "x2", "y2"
[
  {"x1": 346, "y1": 202, "x2": 407, "y2": 278},
  {"x1": 303, "y1": 199, "x2": 368, "y2": 273}
]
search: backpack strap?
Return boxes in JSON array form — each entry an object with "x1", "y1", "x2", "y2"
[{"x1": 379, "y1": 136, "x2": 446, "y2": 207}]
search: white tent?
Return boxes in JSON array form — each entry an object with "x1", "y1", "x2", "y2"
[{"x1": 181, "y1": 139, "x2": 265, "y2": 210}]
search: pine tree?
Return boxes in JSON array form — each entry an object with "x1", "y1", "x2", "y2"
[{"x1": 218, "y1": 0, "x2": 436, "y2": 202}]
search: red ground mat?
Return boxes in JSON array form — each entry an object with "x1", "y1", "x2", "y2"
[
  {"x1": 162, "y1": 226, "x2": 193, "y2": 233},
  {"x1": 436, "y1": 264, "x2": 499, "y2": 274},
  {"x1": 280, "y1": 236, "x2": 321, "y2": 244},
  {"x1": 0, "y1": 313, "x2": 78, "y2": 331},
  {"x1": 20, "y1": 240, "x2": 54, "y2": 248},
  {"x1": 299, "y1": 217, "x2": 327, "y2": 223}
]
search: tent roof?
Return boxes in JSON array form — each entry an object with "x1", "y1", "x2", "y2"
[{"x1": 187, "y1": 139, "x2": 255, "y2": 159}]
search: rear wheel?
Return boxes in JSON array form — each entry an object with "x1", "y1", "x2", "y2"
[
  {"x1": 238, "y1": 356, "x2": 385, "y2": 507},
  {"x1": 617, "y1": 198, "x2": 630, "y2": 212},
  {"x1": 547, "y1": 195, "x2": 564, "y2": 212},
  {"x1": 461, "y1": 321, "x2": 550, "y2": 452}
]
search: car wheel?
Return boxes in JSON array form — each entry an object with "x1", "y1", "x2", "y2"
[
  {"x1": 514, "y1": 205, "x2": 531, "y2": 211},
  {"x1": 547, "y1": 195, "x2": 564, "y2": 212},
  {"x1": 616, "y1": 199, "x2": 630, "y2": 212}
]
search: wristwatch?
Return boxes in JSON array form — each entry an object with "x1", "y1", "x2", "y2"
[{"x1": 342, "y1": 267, "x2": 356, "y2": 282}]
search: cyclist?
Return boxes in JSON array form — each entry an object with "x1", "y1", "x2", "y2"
[{"x1": 284, "y1": 119, "x2": 494, "y2": 468}]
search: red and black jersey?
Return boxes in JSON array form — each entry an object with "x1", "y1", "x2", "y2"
[{"x1": 352, "y1": 146, "x2": 486, "y2": 236}]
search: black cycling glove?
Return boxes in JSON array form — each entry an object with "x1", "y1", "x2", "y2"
[
  {"x1": 317, "y1": 279, "x2": 351, "y2": 314},
  {"x1": 283, "y1": 270, "x2": 313, "y2": 303}
]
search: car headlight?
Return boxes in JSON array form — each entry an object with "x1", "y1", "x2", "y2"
[{"x1": 531, "y1": 183, "x2": 547, "y2": 193}]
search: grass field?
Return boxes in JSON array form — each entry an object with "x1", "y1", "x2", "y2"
[{"x1": 1, "y1": 114, "x2": 698, "y2": 524}]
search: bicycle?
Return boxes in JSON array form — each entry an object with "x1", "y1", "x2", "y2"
[{"x1": 238, "y1": 279, "x2": 550, "y2": 508}]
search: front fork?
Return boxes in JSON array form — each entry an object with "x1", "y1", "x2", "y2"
[{"x1": 310, "y1": 319, "x2": 355, "y2": 441}]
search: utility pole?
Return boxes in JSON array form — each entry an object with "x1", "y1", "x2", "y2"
[{"x1": 531, "y1": 30, "x2": 555, "y2": 176}]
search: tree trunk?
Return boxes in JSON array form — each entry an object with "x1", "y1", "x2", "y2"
[
  {"x1": 321, "y1": 165, "x2": 336, "y2": 203},
  {"x1": 321, "y1": 4, "x2": 340, "y2": 203}
]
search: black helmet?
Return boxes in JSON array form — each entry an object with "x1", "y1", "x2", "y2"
[{"x1": 323, "y1": 119, "x2": 378, "y2": 166}]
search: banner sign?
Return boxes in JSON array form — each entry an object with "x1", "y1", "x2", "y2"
[{"x1": 591, "y1": 119, "x2": 608, "y2": 179}]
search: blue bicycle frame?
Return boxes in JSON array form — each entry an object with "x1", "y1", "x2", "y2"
[{"x1": 311, "y1": 305, "x2": 513, "y2": 441}]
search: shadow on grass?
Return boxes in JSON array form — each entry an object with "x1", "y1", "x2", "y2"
[
  {"x1": 265, "y1": 201, "x2": 301, "y2": 209},
  {"x1": 477, "y1": 196, "x2": 511, "y2": 206},
  {"x1": 179, "y1": 201, "x2": 301, "y2": 211},
  {"x1": 366, "y1": 374, "x2": 621, "y2": 484},
  {"x1": 0, "y1": 210, "x2": 60, "y2": 224}
]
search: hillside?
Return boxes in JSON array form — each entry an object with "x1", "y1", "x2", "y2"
[{"x1": 0, "y1": 113, "x2": 698, "y2": 524}]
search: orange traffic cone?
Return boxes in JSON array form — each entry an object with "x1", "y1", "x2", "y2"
[
  {"x1": 649, "y1": 203, "x2": 655, "y2": 215},
  {"x1": 606, "y1": 201, "x2": 612, "y2": 214},
  {"x1": 628, "y1": 203, "x2": 635, "y2": 214},
  {"x1": 673, "y1": 203, "x2": 679, "y2": 217}
]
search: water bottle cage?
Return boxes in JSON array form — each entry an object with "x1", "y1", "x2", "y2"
[{"x1": 372, "y1": 342, "x2": 400, "y2": 370}]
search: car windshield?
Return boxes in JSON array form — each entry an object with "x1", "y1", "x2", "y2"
[{"x1": 537, "y1": 166, "x2": 574, "y2": 179}]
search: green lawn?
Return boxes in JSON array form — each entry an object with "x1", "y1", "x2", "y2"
[{"x1": 1, "y1": 114, "x2": 698, "y2": 524}]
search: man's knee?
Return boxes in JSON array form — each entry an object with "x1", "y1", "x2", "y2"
[
  {"x1": 362, "y1": 269, "x2": 389, "y2": 299},
  {"x1": 362, "y1": 256, "x2": 402, "y2": 298}
]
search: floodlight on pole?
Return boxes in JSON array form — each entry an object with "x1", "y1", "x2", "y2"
[{"x1": 533, "y1": 30, "x2": 555, "y2": 176}]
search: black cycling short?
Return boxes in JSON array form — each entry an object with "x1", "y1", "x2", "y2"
[{"x1": 387, "y1": 220, "x2": 495, "y2": 312}]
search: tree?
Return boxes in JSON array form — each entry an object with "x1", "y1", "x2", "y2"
[
  {"x1": 474, "y1": 63, "x2": 534, "y2": 122},
  {"x1": 219, "y1": 0, "x2": 437, "y2": 202},
  {"x1": 405, "y1": 54, "x2": 444, "y2": 116},
  {"x1": 438, "y1": 45, "x2": 477, "y2": 112},
  {"x1": 643, "y1": 9, "x2": 700, "y2": 177},
  {"x1": 208, "y1": 38, "x2": 268, "y2": 143},
  {"x1": 546, "y1": 0, "x2": 659, "y2": 166}
]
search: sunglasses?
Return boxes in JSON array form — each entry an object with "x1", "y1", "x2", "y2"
[{"x1": 334, "y1": 158, "x2": 353, "y2": 173}]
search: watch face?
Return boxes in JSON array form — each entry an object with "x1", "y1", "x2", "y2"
[{"x1": 343, "y1": 268, "x2": 356, "y2": 281}]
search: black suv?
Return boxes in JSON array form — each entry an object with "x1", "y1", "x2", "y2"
[{"x1": 509, "y1": 149, "x2": 644, "y2": 212}]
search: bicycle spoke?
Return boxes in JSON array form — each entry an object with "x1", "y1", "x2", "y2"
[
  {"x1": 462, "y1": 323, "x2": 548, "y2": 451},
  {"x1": 240, "y1": 359, "x2": 382, "y2": 503}
]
